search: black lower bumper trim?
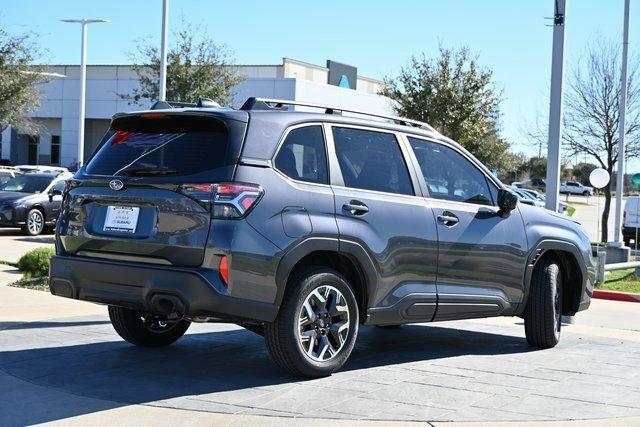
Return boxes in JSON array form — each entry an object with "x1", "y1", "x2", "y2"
[{"x1": 49, "y1": 255, "x2": 278, "y2": 322}]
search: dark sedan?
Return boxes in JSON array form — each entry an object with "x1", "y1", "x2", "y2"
[{"x1": 0, "y1": 172, "x2": 72, "y2": 235}]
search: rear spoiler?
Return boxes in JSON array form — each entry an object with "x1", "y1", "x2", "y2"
[{"x1": 150, "y1": 97, "x2": 221, "y2": 110}]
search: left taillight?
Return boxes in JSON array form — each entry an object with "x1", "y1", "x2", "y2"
[{"x1": 178, "y1": 182, "x2": 263, "y2": 218}]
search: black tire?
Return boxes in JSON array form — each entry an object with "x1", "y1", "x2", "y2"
[
  {"x1": 108, "y1": 305, "x2": 190, "y2": 347},
  {"x1": 582, "y1": 191, "x2": 590, "y2": 196},
  {"x1": 265, "y1": 267, "x2": 359, "y2": 378},
  {"x1": 524, "y1": 257, "x2": 562, "y2": 348},
  {"x1": 22, "y1": 208, "x2": 44, "y2": 236},
  {"x1": 624, "y1": 237, "x2": 631, "y2": 247}
]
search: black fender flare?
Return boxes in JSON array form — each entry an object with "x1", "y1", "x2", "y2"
[
  {"x1": 516, "y1": 239, "x2": 587, "y2": 316},
  {"x1": 274, "y1": 237, "x2": 379, "y2": 308}
]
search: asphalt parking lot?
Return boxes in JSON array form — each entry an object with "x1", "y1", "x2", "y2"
[{"x1": 1, "y1": 229, "x2": 640, "y2": 425}]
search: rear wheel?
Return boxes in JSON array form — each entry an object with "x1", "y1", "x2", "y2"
[
  {"x1": 582, "y1": 190, "x2": 590, "y2": 196},
  {"x1": 108, "y1": 305, "x2": 190, "y2": 347},
  {"x1": 265, "y1": 267, "x2": 359, "y2": 377},
  {"x1": 524, "y1": 257, "x2": 562, "y2": 348},
  {"x1": 23, "y1": 208, "x2": 44, "y2": 236}
]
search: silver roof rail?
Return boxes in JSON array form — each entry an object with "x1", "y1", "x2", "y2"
[{"x1": 240, "y1": 97, "x2": 437, "y2": 133}]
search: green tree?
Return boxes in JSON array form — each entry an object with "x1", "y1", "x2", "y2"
[
  {"x1": 571, "y1": 162, "x2": 598, "y2": 185},
  {"x1": 381, "y1": 46, "x2": 513, "y2": 171},
  {"x1": 0, "y1": 25, "x2": 48, "y2": 133},
  {"x1": 121, "y1": 20, "x2": 243, "y2": 106}
]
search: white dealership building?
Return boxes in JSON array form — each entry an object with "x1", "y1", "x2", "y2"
[{"x1": 0, "y1": 58, "x2": 392, "y2": 168}]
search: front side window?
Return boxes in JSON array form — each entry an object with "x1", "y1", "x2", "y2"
[
  {"x1": 332, "y1": 127, "x2": 413, "y2": 195},
  {"x1": 274, "y1": 126, "x2": 328, "y2": 184},
  {"x1": 408, "y1": 137, "x2": 494, "y2": 206}
]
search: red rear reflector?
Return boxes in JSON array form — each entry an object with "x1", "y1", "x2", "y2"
[{"x1": 219, "y1": 256, "x2": 229, "y2": 285}]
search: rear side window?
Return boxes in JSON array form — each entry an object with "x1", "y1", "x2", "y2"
[
  {"x1": 332, "y1": 127, "x2": 413, "y2": 195},
  {"x1": 274, "y1": 126, "x2": 328, "y2": 184},
  {"x1": 408, "y1": 137, "x2": 495, "y2": 205},
  {"x1": 85, "y1": 115, "x2": 229, "y2": 177}
]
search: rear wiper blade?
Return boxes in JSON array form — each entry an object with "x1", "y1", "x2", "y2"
[{"x1": 120, "y1": 166, "x2": 178, "y2": 176}]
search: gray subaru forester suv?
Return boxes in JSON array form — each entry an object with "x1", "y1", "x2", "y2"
[{"x1": 49, "y1": 97, "x2": 595, "y2": 378}]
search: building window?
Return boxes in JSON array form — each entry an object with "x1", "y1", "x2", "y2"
[
  {"x1": 28, "y1": 136, "x2": 39, "y2": 165},
  {"x1": 51, "y1": 135, "x2": 60, "y2": 165}
]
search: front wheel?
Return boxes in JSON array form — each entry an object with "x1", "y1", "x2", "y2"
[
  {"x1": 23, "y1": 208, "x2": 45, "y2": 236},
  {"x1": 265, "y1": 267, "x2": 359, "y2": 378},
  {"x1": 524, "y1": 257, "x2": 562, "y2": 348},
  {"x1": 108, "y1": 306, "x2": 190, "y2": 347}
]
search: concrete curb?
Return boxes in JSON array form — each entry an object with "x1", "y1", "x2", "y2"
[{"x1": 593, "y1": 289, "x2": 640, "y2": 303}]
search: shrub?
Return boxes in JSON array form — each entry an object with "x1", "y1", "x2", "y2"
[{"x1": 16, "y1": 247, "x2": 55, "y2": 279}]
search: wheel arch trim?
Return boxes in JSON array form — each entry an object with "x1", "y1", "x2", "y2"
[
  {"x1": 274, "y1": 237, "x2": 379, "y2": 309},
  {"x1": 516, "y1": 239, "x2": 587, "y2": 316}
]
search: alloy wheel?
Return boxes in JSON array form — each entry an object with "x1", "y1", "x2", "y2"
[
  {"x1": 138, "y1": 312, "x2": 179, "y2": 333},
  {"x1": 297, "y1": 285, "x2": 350, "y2": 362},
  {"x1": 28, "y1": 211, "x2": 44, "y2": 234}
]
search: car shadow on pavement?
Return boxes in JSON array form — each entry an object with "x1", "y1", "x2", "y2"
[
  {"x1": 0, "y1": 322, "x2": 531, "y2": 425},
  {"x1": 14, "y1": 236, "x2": 55, "y2": 244}
]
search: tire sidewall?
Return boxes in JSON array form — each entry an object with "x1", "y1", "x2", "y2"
[{"x1": 289, "y1": 270, "x2": 359, "y2": 375}]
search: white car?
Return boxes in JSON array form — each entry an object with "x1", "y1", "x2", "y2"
[
  {"x1": 623, "y1": 196, "x2": 640, "y2": 246},
  {"x1": 560, "y1": 181, "x2": 593, "y2": 196},
  {"x1": 14, "y1": 165, "x2": 69, "y2": 174}
]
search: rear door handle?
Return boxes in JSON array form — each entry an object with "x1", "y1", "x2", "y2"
[
  {"x1": 343, "y1": 201, "x2": 369, "y2": 215},
  {"x1": 437, "y1": 213, "x2": 459, "y2": 226}
]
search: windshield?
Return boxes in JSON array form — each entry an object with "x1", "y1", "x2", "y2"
[
  {"x1": 85, "y1": 115, "x2": 229, "y2": 177},
  {"x1": 0, "y1": 175, "x2": 52, "y2": 193}
]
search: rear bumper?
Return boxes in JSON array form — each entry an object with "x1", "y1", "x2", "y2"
[{"x1": 49, "y1": 255, "x2": 278, "y2": 322}]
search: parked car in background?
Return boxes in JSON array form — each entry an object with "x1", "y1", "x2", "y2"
[
  {"x1": 0, "y1": 167, "x2": 22, "y2": 185},
  {"x1": 15, "y1": 165, "x2": 69, "y2": 174},
  {"x1": 49, "y1": 97, "x2": 595, "y2": 377},
  {"x1": 513, "y1": 178, "x2": 546, "y2": 191},
  {"x1": 560, "y1": 181, "x2": 593, "y2": 196},
  {"x1": 623, "y1": 196, "x2": 640, "y2": 246},
  {"x1": 512, "y1": 188, "x2": 544, "y2": 207},
  {"x1": 0, "y1": 171, "x2": 72, "y2": 235}
]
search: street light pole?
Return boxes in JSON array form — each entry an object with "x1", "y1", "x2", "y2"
[
  {"x1": 61, "y1": 19, "x2": 107, "y2": 168},
  {"x1": 159, "y1": 0, "x2": 169, "y2": 101},
  {"x1": 545, "y1": 0, "x2": 567, "y2": 212},
  {"x1": 614, "y1": 0, "x2": 632, "y2": 245}
]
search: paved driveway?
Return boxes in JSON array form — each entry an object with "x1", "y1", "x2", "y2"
[
  {"x1": 1, "y1": 297, "x2": 640, "y2": 425},
  {"x1": 0, "y1": 228, "x2": 55, "y2": 263}
]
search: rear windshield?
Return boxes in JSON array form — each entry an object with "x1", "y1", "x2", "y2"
[{"x1": 85, "y1": 115, "x2": 229, "y2": 177}]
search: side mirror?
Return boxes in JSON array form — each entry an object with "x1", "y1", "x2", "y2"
[{"x1": 497, "y1": 188, "x2": 518, "y2": 216}]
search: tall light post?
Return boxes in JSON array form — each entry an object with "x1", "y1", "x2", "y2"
[
  {"x1": 613, "y1": 0, "x2": 632, "y2": 246},
  {"x1": 61, "y1": 19, "x2": 107, "y2": 168},
  {"x1": 159, "y1": 0, "x2": 169, "y2": 101},
  {"x1": 545, "y1": 0, "x2": 567, "y2": 212}
]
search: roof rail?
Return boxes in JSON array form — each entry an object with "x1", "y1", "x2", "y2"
[
  {"x1": 239, "y1": 97, "x2": 437, "y2": 133},
  {"x1": 150, "y1": 97, "x2": 221, "y2": 110}
]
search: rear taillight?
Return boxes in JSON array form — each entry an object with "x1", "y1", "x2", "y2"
[
  {"x1": 212, "y1": 183, "x2": 263, "y2": 219},
  {"x1": 178, "y1": 182, "x2": 263, "y2": 218}
]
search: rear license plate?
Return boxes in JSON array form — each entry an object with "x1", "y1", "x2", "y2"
[{"x1": 104, "y1": 206, "x2": 140, "y2": 234}]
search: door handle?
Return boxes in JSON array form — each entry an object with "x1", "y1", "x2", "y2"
[
  {"x1": 343, "y1": 201, "x2": 369, "y2": 215},
  {"x1": 437, "y1": 213, "x2": 459, "y2": 226}
]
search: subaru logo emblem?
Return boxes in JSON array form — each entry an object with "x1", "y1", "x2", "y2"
[{"x1": 109, "y1": 179, "x2": 124, "y2": 191}]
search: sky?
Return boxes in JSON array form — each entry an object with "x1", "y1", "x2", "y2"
[{"x1": 1, "y1": 0, "x2": 639, "y2": 170}]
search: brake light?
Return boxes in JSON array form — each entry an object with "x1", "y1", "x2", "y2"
[
  {"x1": 212, "y1": 183, "x2": 263, "y2": 219},
  {"x1": 140, "y1": 113, "x2": 167, "y2": 119},
  {"x1": 219, "y1": 255, "x2": 229, "y2": 285}
]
